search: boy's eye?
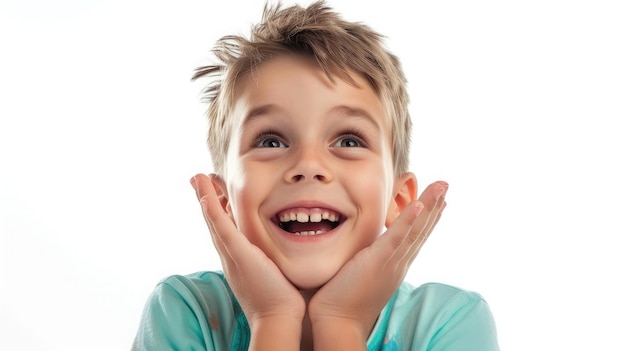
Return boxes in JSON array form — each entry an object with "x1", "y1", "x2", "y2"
[
  {"x1": 260, "y1": 138, "x2": 285, "y2": 148},
  {"x1": 254, "y1": 134, "x2": 287, "y2": 148},
  {"x1": 333, "y1": 134, "x2": 365, "y2": 148}
]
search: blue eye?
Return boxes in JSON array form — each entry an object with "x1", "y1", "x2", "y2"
[
  {"x1": 260, "y1": 138, "x2": 286, "y2": 148},
  {"x1": 333, "y1": 133, "x2": 365, "y2": 148},
  {"x1": 254, "y1": 133, "x2": 287, "y2": 148},
  {"x1": 338, "y1": 138, "x2": 359, "y2": 147}
]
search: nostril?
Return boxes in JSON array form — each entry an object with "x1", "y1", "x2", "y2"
[
  {"x1": 291, "y1": 174, "x2": 327, "y2": 182},
  {"x1": 286, "y1": 168, "x2": 331, "y2": 183}
]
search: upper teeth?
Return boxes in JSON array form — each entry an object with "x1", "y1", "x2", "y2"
[{"x1": 278, "y1": 208, "x2": 340, "y2": 223}]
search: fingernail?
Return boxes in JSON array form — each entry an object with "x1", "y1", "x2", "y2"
[
  {"x1": 436, "y1": 186, "x2": 445, "y2": 199},
  {"x1": 189, "y1": 176, "x2": 197, "y2": 191},
  {"x1": 414, "y1": 202, "x2": 424, "y2": 216},
  {"x1": 439, "y1": 183, "x2": 449, "y2": 198}
]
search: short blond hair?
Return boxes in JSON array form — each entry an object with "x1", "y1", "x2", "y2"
[{"x1": 192, "y1": 1, "x2": 411, "y2": 177}]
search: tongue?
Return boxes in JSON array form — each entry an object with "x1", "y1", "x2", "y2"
[{"x1": 285, "y1": 221, "x2": 335, "y2": 233}]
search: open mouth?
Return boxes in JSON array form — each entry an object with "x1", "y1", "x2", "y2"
[{"x1": 274, "y1": 207, "x2": 344, "y2": 236}]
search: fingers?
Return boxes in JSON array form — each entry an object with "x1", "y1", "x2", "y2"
[
  {"x1": 405, "y1": 203, "x2": 445, "y2": 264},
  {"x1": 382, "y1": 200, "x2": 423, "y2": 253},
  {"x1": 192, "y1": 175, "x2": 227, "y2": 232},
  {"x1": 190, "y1": 173, "x2": 239, "y2": 265},
  {"x1": 398, "y1": 181, "x2": 447, "y2": 267},
  {"x1": 364, "y1": 200, "x2": 420, "y2": 273},
  {"x1": 379, "y1": 181, "x2": 447, "y2": 270}
]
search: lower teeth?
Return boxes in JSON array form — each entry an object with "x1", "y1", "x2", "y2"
[{"x1": 295, "y1": 230, "x2": 324, "y2": 236}]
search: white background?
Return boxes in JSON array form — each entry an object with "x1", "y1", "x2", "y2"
[{"x1": 1, "y1": 0, "x2": 625, "y2": 350}]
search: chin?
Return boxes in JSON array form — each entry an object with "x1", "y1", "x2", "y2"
[
  {"x1": 292, "y1": 279, "x2": 327, "y2": 291},
  {"x1": 285, "y1": 267, "x2": 337, "y2": 291}
]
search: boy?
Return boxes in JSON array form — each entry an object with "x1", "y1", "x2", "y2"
[{"x1": 133, "y1": 1, "x2": 499, "y2": 350}]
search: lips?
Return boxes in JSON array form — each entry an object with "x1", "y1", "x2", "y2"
[{"x1": 274, "y1": 207, "x2": 344, "y2": 235}]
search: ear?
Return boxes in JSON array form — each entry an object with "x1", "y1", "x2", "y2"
[
  {"x1": 385, "y1": 172, "x2": 418, "y2": 227},
  {"x1": 209, "y1": 173, "x2": 233, "y2": 218}
]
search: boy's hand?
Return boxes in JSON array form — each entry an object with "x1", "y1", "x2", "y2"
[
  {"x1": 308, "y1": 181, "x2": 448, "y2": 348},
  {"x1": 191, "y1": 174, "x2": 305, "y2": 349}
]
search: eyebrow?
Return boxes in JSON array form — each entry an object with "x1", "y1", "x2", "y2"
[
  {"x1": 243, "y1": 104, "x2": 382, "y2": 131},
  {"x1": 244, "y1": 104, "x2": 281, "y2": 123},
  {"x1": 329, "y1": 105, "x2": 382, "y2": 131}
]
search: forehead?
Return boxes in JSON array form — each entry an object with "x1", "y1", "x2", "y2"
[{"x1": 233, "y1": 56, "x2": 390, "y2": 132}]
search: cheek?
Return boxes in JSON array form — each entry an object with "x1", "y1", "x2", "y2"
[
  {"x1": 351, "y1": 158, "x2": 394, "y2": 207},
  {"x1": 227, "y1": 162, "x2": 276, "y2": 237},
  {"x1": 345, "y1": 161, "x2": 392, "y2": 237}
]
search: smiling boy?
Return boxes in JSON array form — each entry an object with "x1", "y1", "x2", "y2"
[{"x1": 132, "y1": 2, "x2": 499, "y2": 350}]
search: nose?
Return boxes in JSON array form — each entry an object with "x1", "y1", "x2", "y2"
[{"x1": 284, "y1": 147, "x2": 333, "y2": 184}]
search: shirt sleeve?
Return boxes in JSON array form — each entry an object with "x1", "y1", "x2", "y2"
[
  {"x1": 131, "y1": 279, "x2": 214, "y2": 351},
  {"x1": 424, "y1": 291, "x2": 499, "y2": 351}
]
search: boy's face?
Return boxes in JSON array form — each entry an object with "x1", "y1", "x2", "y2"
[{"x1": 215, "y1": 56, "x2": 415, "y2": 290}]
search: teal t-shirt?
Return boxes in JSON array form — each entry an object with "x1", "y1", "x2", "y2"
[{"x1": 132, "y1": 271, "x2": 499, "y2": 350}]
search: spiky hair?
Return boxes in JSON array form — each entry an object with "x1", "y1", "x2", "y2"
[{"x1": 192, "y1": 1, "x2": 411, "y2": 177}]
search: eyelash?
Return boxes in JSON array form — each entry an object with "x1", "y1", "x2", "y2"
[
  {"x1": 334, "y1": 129, "x2": 368, "y2": 148},
  {"x1": 251, "y1": 129, "x2": 368, "y2": 148},
  {"x1": 252, "y1": 130, "x2": 287, "y2": 148}
]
